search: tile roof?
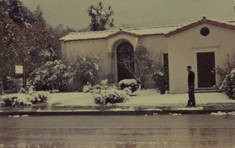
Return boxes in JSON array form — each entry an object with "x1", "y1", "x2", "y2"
[{"x1": 60, "y1": 17, "x2": 235, "y2": 41}]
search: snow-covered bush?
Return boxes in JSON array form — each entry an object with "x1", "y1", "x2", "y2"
[
  {"x1": 29, "y1": 91, "x2": 49, "y2": 104},
  {"x1": 130, "y1": 46, "x2": 154, "y2": 89},
  {"x1": 29, "y1": 60, "x2": 70, "y2": 91},
  {"x1": 152, "y1": 70, "x2": 167, "y2": 94},
  {"x1": 2, "y1": 94, "x2": 32, "y2": 107},
  {"x1": 119, "y1": 79, "x2": 139, "y2": 94},
  {"x1": 88, "y1": 80, "x2": 129, "y2": 105},
  {"x1": 93, "y1": 87, "x2": 129, "y2": 105},
  {"x1": 1, "y1": 91, "x2": 49, "y2": 107},
  {"x1": 82, "y1": 82, "x2": 92, "y2": 93},
  {"x1": 70, "y1": 56, "x2": 99, "y2": 91},
  {"x1": 217, "y1": 54, "x2": 235, "y2": 82},
  {"x1": 220, "y1": 68, "x2": 235, "y2": 99},
  {"x1": 29, "y1": 56, "x2": 99, "y2": 92}
]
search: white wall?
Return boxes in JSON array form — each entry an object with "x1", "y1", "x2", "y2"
[
  {"x1": 139, "y1": 35, "x2": 168, "y2": 61},
  {"x1": 63, "y1": 39, "x2": 109, "y2": 79},
  {"x1": 168, "y1": 24, "x2": 235, "y2": 93}
]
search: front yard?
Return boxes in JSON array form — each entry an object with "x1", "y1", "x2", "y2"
[
  {"x1": 48, "y1": 89, "x2": 235, "y2": 107},
  {"x1": 1, "y1": 89, "x2": 235, "y2": 109}
]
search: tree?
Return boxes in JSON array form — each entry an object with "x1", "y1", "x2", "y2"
[
  {"x1": 217, "y1": 53, "x2": 235, "y2": 81},
  {"x1": 1, "y1": 0, "x2": 35, "y2": 24},
  {"x1": 120, "y1": 46, "x2": 154, "y2": 88},
  {"x1": 0, "y1": 0, "x2": 61, "y2": 90},
  {"x1": 0, "y1": 7, "x2": 21, "y2": 94},
  {"x1": 88, "y1": 1, "x2": 114, "y2": 31}
]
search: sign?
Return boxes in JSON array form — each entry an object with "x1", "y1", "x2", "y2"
[{"x1": 15, "y1": 65, "x2": 23, "y2": 74}]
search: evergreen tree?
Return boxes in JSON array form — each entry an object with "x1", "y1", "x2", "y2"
[
  {"x1": 0, "y1": 7, "x2": 21, "y2": 93},
  {"x1": 0, "y1": 0, "x2": 61, "y2": 90},
  {"x1": 88, "y1": 1, "x2": 114, "y2": 31}
]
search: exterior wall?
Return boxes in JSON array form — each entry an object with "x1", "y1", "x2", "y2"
[
  {"x1": 139, "y1": 35, "x2": 168, "y2": 59},
  {"x1": 138, "y1": 35, "x2": 168, "y2": 87},
  {"x1": 168, "y1": 24, "x2": 235, "y2": 93},
  {"x1": 60, "y1": 41, "x2": 66, "y2": 58},
  {"x1": 63, "y1": 39, "x2": 109, "y2": 79}
]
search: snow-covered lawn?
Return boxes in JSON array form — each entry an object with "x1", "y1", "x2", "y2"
[
  {"x1": 48, "y1": 92, "x2": 95, "y2": 106},
  {"x1": 47, "y1": 89, "x2": 235, "y2": 107}
]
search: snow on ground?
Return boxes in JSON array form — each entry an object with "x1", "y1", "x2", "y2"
[
  {"x1": 48, "y1": 92, "x2": 96, "y2": 106},
  {"x1": 47, "y1": 89, "x2": 235, "y2": 106},
  {"x1": 120, "y1": 89, "x2": 234, "y2": 106},
  {"x1": 210, "y1": 111, "x2": 228, "y2": 116}
]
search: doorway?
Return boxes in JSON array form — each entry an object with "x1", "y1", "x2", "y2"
[
  {"x1": 117, "y1": 42, "x2": 134, "y2": 82},
  {"x1": 197, "y1": 52, "x2": 216, "y2": 88}
]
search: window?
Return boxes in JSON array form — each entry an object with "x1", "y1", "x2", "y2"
[{"x1": 200, "y1": 27, "x2": 210, "y2": 36}]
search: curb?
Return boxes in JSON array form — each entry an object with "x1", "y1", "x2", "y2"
[{"x1": 1, "y1": 109, "x2": 235, "y2": 116}]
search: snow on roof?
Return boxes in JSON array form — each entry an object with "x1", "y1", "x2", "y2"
[
  {"x1": 60, "y1": 29, "x2": 119, "y2": 41},
  {"x1": 127, "y1": 26, "x2": 180, "y2": 36},
  {"x1": 60, "y1": 26, "x2": 180, "y2": 42},
  {"x1": 60, "y1": 18, "x2": 235, "y2": 42}
]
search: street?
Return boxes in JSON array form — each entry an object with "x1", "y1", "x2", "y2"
[{"x1": 0, "y1": 115, "x2": 235, "y2": 148}]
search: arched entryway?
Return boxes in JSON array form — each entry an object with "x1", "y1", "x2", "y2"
[{"x1": 117, "y1": 42, "x2": 134, "y2": 82}]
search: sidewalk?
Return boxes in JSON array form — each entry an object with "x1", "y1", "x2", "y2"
[{"x1": 1, "y1": 90, "x2": 235, "y2": 116}]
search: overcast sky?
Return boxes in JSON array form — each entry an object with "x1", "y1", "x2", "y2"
[{"x1": 21, "y1": 0, "x2": 234, "y2": 30}]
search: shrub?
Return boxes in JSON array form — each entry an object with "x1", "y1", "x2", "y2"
[
  {"x1": 132, "y1": 46, "x2": 154, "y2": 88},
  {"x1": 70, "y1": 56, "x2": 99, "y2": 91},
  {"x1": 28, "y1": 60, "x2": 70, "y2": 91},
  {"x1": 152, "y1": 70, "x2": 166, "y2": 94},
  {"x1": 2, "y1": 94, "x2": 32, "y2": 107},
  {"x1": 217, "y1": 54, "x2": 235, "y2": 81},
  {"x1": 86, "y1": 80, "x2": 129, "y2": 105},
  {"x1": 93, "y1": 87, "x2": 129, "y2": 105},
  {"x1": 82, "y1": 82, "x2": 92, "y2": 93},
  {"x1": 118, "y1": 79, "x2": 139, "y2": 94},
  {"x1": 1, "y1": 91, "x2": 49, "y2": 107},
  {"x1": 29, "y1": 56, "x2": 99, "y2": 92},
  {"x1": 220, "y1": 69, "x2": 235, "y2": 99},
  {"x1": 30, "y1": 91, "x2": 49, "y2": 104}
]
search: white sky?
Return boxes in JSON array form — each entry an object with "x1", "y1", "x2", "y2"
[{"x1": 21, "y1": 0, "x2": 234, "y2": 30}]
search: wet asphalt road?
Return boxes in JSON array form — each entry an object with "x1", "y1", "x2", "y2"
[{"x1": 0, "y1": 114, "x2": 235, "y2": 148}]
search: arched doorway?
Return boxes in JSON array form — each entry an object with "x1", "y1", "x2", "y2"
[{"x1": 117, "y1": 42, "x2": 134, "y2": 82}]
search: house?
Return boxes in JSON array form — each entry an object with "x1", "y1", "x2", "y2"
[{"x1": 60, "y1": 17, "x2": 235, "y2": 93}]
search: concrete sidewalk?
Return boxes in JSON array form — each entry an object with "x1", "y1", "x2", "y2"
[{"x1": 1, "y1": 102, "x2": 235, "y2": 116}]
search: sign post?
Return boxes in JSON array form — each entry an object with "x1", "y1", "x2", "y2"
[
  {"x1": 15, "y1": 65, "x2": 24, "y2": 91},
  {"x1": 15, "y1": 65, "x2": 23, "y2": 75},
  {"x1": 0, "y1": 80, "x2": 2, "y2": 95}
]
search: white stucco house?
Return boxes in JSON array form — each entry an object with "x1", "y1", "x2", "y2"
[{"x1": 60, "y1": 17, "x2": 235, "y2": 93}]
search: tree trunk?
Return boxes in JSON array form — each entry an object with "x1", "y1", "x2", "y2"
[
  {"x1": 23, "y1": 63, "x2": 27, "y2": 89},
  {"x1": 0, "y1": 76, "x2": 4, "y2": 95}
]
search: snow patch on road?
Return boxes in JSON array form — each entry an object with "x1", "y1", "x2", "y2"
[
  {"x1": 210, "y1": 111, "x2": 228, "y2": 115},
  {"x1": 171, "y1": 107, "x2": 203, "y2": 111}
]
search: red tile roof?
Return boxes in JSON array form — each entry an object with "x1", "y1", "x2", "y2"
[{"x1": 165, "y1": 17, "x2": 235, "y2": 37}]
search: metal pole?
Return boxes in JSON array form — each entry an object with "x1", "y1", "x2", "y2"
[{"x1": 23, "y1": 64, "x2": 26, "y2": 89}]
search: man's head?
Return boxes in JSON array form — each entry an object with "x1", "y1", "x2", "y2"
[{"x1": 187, "y1": 65, "x2": 192, "y2": 72}]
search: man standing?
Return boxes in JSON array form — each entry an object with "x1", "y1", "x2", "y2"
[{"x1": 186, "y1": 66, "x2": 196, "y2": 107}]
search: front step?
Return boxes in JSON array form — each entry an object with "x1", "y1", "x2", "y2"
[{"x1": 195, "y1": 88, "x2": 221, "y2": 93}]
